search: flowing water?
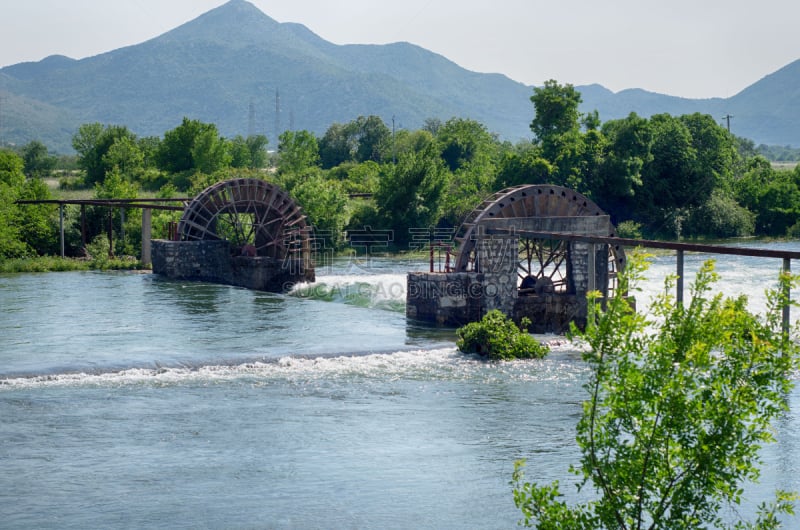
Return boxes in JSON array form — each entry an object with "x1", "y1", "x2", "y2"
[{"x1": 1, "y1": 242, "x2": 799, "y2": 529}]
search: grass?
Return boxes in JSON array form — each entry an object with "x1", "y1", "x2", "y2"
[{"x1": 0, "y1": 255, "x2": 148, "y2": 274}]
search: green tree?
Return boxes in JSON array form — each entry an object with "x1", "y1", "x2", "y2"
[
  {"x1": 636, "y1": 114, "x2": 698, "y2": 234},
  {"x1": 513, "y1": 254, "x2": 798, "y2": 529},
  {"x1": 92, "y1": 169, "x2": 141, "y2": 257},
  {"x1": 290, "y1": 174, "x2": 349, "y2": 249},
  {"x1": 229, "y1": 134, "x2": 269, "y2": 169},
  {"x1": 735, "y1": 158, "x2": 800, "y2": 236},
  {"x1": 319, "y1": 122, "x2": 354, "y2": 169},
  {"x1": 436, "y1": 118, "x2": 500, "y2": 224},
  {"x1": 529, "y1": 80, "x2": 587, "y2": 189},
  {"x1": 156, "y1": 117, "x2": 220, "y2": 175},
  {"x1": 191, "y1": 127, "x2": 231, "y2": 174},
  {"x1": 353, "y1": 115, "x2": 391, "y2": 163},
  {"x1": 318, "y1": 116, "x2": 391, "y2": 169},
  {"x1": 495, "y1": 142, "x2": 553, "y2": 189},
  {"x1": 72, "y1": 123, "x2": 137, "y2": 185},
  {"x1": 374, "y1": 145, "x2": 449, "y2": 247},
  {"x1": 530, "y1": 80, "x2": 582, "y2": 142},
  {"x1": 16, "y1": 177, "x2": 58, "y2": 256},
  {"x1": 0, "y1": 150, "x2": 28, "y2": 259},
  {"x1": 587, "y1": 113, "x2": 652, "y2": 219},
  {"x1": 102, "y1": 135, "x2": 145, "y2": 178},
  {"x1": 21, "y1": 140, "x2": 57, "y2": 178},
  {"x1": 277, "y1": 130, "x2": 320, "y2": 175},
  {"x1": 246, "y1": 134, "x2": 269, "y2": 169},
  {"x1": 229, "y1": 135, "x2": 252, "y2": 169}
]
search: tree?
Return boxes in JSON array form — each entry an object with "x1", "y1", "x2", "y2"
[
  {"x1": 102, "y1": 135, "x2": 144, "y2": 178},
  {"x1": 353, "y1": 115, "x2": 390, "y2": 163},
  {"x1": 245, "y1": 134, "x2": 269, "y2": 169},
  {"x1": 290, "y1": 175, "x2": 349, "y2": 249},
  {"x1": 587, "y1": 113, "x2": 652, "y2": 219},
  {"x1": 277, "y1": 130, "x2": 320, "y2": 175},
  {"x1": 374, "y1": 145, "x2": 449, "y2": 247},
  {"x1": 16, "y1": 177, "x2": 58, "y2": 256},
  {"x1": 530, "y1": 80, "x2": 582, "y2": 141},
  {"x1": 0, "y1": 150, "x2": 28, "y2": 259},
  {"x1": 319, "y1": 116, "x2": 391, "y2": 169},
  {"x1": 228, "y1": 135, "x2": 252, "y2": 169},
  {"x1": 513, "y1": 253, "x2": 799, "y2": 529},
  {"x1": 529, "y1": 80, "x2": 587, "y2": 189},
  {"x1": 21, "y1": 140, "x2": 57, "y2": 178},
  {"x1": 318, "y1": 122, "x2": 354, "y2": 169},
  {"x1": 72, "y1": 123, "x2": 138, "y2": 185},
  {"x1": 436, "y1": 118, "x2": 500, "y2": 224},
  {"x1": 229, "y1": 134, "x2": 269, "y2": 169},
  {"x1": 156, "y1": 117, "x2": 219, "y2": 175},
  {"x1": 495, "y1": 142, "x2": 553, "y2": 189},
  {"x1": 191, "y1": 127, "x2": 231, "y2": 174}
]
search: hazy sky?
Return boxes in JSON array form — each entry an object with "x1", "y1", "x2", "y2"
[{"x1": 2, "y1": 0, "x2": 798, "y2": 99}]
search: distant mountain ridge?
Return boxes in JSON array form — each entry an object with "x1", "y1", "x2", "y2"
[{"x1": 1, "y1": 0, "x2": 798, "y2": 153}]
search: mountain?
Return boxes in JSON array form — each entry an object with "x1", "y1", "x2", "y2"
[{"x1": 0, "y1": 0, "x2": 798, "y2": 153}]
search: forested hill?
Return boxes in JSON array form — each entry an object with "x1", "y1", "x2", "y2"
[{"x1": 1, "y1": 0, "x2": 798, "y2": 152}]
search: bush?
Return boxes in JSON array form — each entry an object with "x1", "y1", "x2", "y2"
[
  {"x1": 512, "y1": 253, "x2": 799, "y2": 528},
  {"x1": 614, "y1": 220, "x2": 643, "y2": 239},
  {"x1": 456, "y1": 309, "x2": 549, "y2": 360}
]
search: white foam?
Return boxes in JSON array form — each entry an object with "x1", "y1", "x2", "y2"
[{"x1": 0, "y1": 346, "x2": 587, "y2": 390}]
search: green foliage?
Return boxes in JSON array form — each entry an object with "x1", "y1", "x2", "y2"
[
  {"x1": 614, "y1": 220, "x2": 643, "y2": 239},
  {"x1": 0, "y1": 149, "x2": 55, "y2": 259},
  {"x1": 736, "y1": 160, "x2": 800, "y2": 236},
  {"x1": 72, "y1": 123, "x2": 139, "y2": 185},
  {"x1": 229, "y1": 134, "x2": 268, "y2": 169},
  {"x1": 530, "y1": 80, "x2": 583, "y2": 141},
  {"x1": 513, "y1": 252, "x2": 799, "y2": 529},
  {"x1": 318, "y1": 116, "x2": 391, "y2": 169},
  {"x1": 278, "y1": 130, "x2": 320, "y2": 175},
  {"x1": 374, "y1": 145, "x2": 449, "y2": 247},
  {"x1": 16, "y1": 178, "x2": 59, "y2": 255},
  {"x1": 21, "y1": 140, "x2": 57, "y2": 178},
  {"x1": 494, "y1": 142, "x2": 552, "y2": 189},
  {"x1": 756, "y1": 144, "x2": 800, "y2": 162},
  {"x1": 290, "y1": 174, "x2": 349, "y2": 249},
  {"x1": 687, "y1": 189, "x2": 755, "y2": 238},
  {"x1": 456, "y1": 309, "x2": 549, "y2": 360}
]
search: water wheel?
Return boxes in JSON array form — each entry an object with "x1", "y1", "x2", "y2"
[
  {"x1": 178, "y1": 178, "x2": 311, "y2": 261},
  {"x1": 452, "y1": 184, "x2": 626, "y2": 294}
]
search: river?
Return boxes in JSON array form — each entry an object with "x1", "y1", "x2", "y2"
[{"x1": 1, "y1": 242, "x2": 799, "y2": 529}]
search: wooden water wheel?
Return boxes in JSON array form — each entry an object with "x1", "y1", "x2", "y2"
[
  {"x1": 178, "y1": 178, "x2": 311, "y2": 261},
  {"x1": 452, "y1": 184, "x2": 626, "y2": 294}
]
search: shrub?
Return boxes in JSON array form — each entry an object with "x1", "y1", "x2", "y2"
[
  {"x1": 614, "y1": 220, "x2": 643, "y2": 239},
  {"x1": 456, "y1": 309, "x2": 549, "y2": 360},
  {"x1": 512, "y1": 252, "x2": 799, "y2": 528}
]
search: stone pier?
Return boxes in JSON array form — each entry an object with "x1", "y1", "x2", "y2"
[{"x1": 151, "y1": 240, "x2": 314, "y2": 292}]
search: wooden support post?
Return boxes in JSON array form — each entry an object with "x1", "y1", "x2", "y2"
[
  {"x1": 107, "y1": 209, "x2": 114, "y2": 258},
  {"x1": 80, "y1": 204, "x2": 86, "y2": 249},
  {"x1": 120, "y1": 208, "x2": 126, "y2": 248},
  {"x1": 783, "y1": 258, "x2": 791, "y2": 335},
  {"x1": 59, "y1": 203, "x2": 65, "y2": 258},
  {"x1": 588, "y1": 243, "x2": 596, "y2": 293},
  {"x1": 141, "y1": 208, "x2": 152, "y2": 266},
  {"x1": 676, "y1": 249, "x2": 684, "y2": 307}
]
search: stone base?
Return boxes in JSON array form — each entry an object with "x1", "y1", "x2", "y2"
[
  {"x1": 406, "y1": 272, "x2": 484, "y2": 326},
  {"x1": 513, "y1": 294, "x2": 585, "y2": 334},
  {"x1": 152, "y1": 240, "x2": 314, "y2": 292}
]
